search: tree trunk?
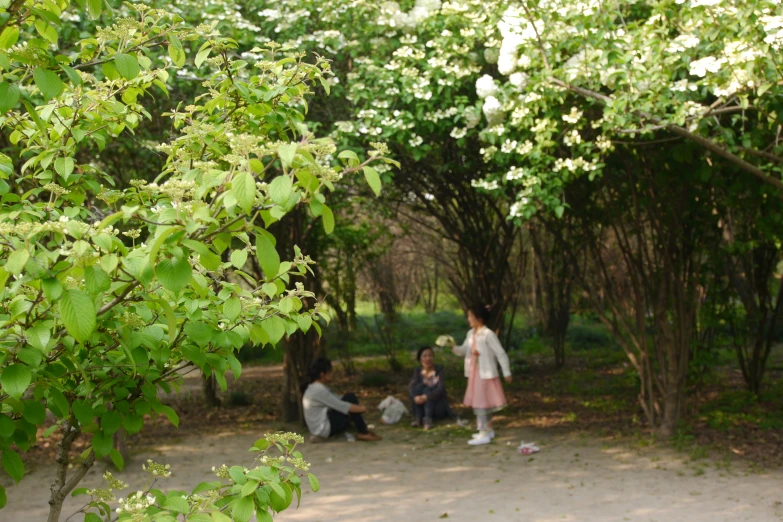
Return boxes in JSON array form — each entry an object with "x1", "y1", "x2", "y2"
[
  {"x1": 47, "y1": 421, "x2": 96, "y2": 522},
  {"x1": 203, "y1": 370, "x2": 221, "y2": 408}
]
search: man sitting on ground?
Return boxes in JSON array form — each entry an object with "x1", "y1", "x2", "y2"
[{"x1": 302, "y1": 357, "x2": 381, "y2": 442}]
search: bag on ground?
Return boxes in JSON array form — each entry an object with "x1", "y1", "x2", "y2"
[{"x1": 378, "y1": 395, "x2": 408, "y2": 424}]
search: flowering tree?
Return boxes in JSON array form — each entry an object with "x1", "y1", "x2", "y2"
[
  {"x1": 226, "y1": 0, "x2": 528, "y2": 328},
  {"x1": 473, "y1": 0, "x2": 783, "y2": 218},
  {"x1": 0, "y1": 0, "x2": 389, "y2": 518},
  {"x1": 467, "y1": 0, "x2": 783, "y2": 434}
]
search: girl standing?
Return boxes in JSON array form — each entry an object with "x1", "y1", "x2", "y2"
[{"x1": 452, "y1": 304, "x2": 512, "y2": 445}]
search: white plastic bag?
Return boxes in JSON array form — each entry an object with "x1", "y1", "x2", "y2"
[{"x1": 378, "y1": 395, "x2": 408, "y2": 424}]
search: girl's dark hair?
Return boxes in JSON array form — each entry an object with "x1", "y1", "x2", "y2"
[
  {"x1": 468, "y1": 303, "x2": 492, "y2": 324},
  {"x1": 308, "y1": 357, "x2": 333, "y2": 382},
  {"x1": 417, "y1": 345, "x2": 434, "y2": 362}
]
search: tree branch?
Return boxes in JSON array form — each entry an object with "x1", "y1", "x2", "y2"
[{"x1": 549, "y1": 78, "x2": 783, "y2": 193}]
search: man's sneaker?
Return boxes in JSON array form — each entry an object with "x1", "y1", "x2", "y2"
[
  {"x1": 468, "y1": 432, "x2": 492, "y2": 446},
  {"x1": 356, "y1": 431, "x2": 382, "y2": 442},
  {"x1": 471, "y1": 429, "x2": 495, "y2": 440}
]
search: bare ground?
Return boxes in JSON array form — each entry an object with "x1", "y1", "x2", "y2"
[
  {"x1": 3, "y1": 358, "x2": 783, "y2": 521},
  {"x1": 4, "y1": 420, "x2": 783, "y2": 522}
]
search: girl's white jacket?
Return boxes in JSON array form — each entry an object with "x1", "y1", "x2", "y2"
[{"x1": 452, "y1": 327, "x2": 512, "y2": 380}]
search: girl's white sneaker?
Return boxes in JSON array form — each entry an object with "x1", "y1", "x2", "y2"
[
  {"x1": 468, "y1": 432, "x2": 493, "y2": 446},
  {"x1": 471, "y1": 429, "x2": 495, "y2": 440}
]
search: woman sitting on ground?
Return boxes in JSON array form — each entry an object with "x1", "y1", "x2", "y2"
[
  {"x1": 409, "y1": 346, "x2": 454, "y2": 430},
  {"x1": 302, "y1": 357, "x2": 381, "y2": 442}
]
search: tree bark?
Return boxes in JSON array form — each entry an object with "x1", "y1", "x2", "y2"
[{"x1": 48, "y1": 422, "x2": 96, "y2": 522}]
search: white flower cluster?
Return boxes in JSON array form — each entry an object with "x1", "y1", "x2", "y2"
[
  {"x1": 665, "y1": 33, "x2": 700, "y2": 54},
  {"x1": 505, "y1": 166, "x2": 525, "y2": 181},
  {"x1": 471, "y1": 178, "x2": 500, "y2": 190},
  {"x1": 553, "y1": 156, "x2": 598, "y2": 173},
  {"x1": 482, "y1": 96, "x2": 505, "y2": 125},
  {"x1": 496, "y1": 7, "x2": 541, "y2": 75},
  {"x1": 378, "y1": 0, "x2": 442, "y2": 30},
  {"x1": 435, "y1": 335, "x2": 456, "y2": 347},
  {"x1": 509, "y1": 72, "x2": 528, "y2": 88},
  {"x1": 562, "y1": 107, "x2": 583, "y2": 124},
  {"x1": 595, "y1": 135, "x2": 613, "y2": 152},
  {"x1": 424, "y1": 107, "x2": 458, "y2": 123},
  {"x1": 761, "y1": 15, "x2": 783, "y2": 49},
  {"x1": 476, "y1": 74, "x2": 499, "y2": 99},
  {"x1": 116, "y1": 491, "x2": 156, "y2": 515},
  {"x1": 450, "y1": 127, "x2": 468, "y2": 139},
  {"x1": 563, "y1": 129, "x2": 582, "y2": 147},
  {"x1": 509, "y1": 197, "x2": 530, "y2": 218}
]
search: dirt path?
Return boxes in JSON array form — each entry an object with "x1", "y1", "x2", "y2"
[{"x1": 5, "y1": 422, "x2": 782, "y2": 522}]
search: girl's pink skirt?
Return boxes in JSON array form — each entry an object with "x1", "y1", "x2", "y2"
[{"x1": 463, "y1": 356, "x2": 506, "y2": 414}]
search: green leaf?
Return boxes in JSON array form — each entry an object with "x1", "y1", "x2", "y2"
[
  {"x1": 195, "y1": 47, "x2": 211, "y2": 68},
  {"x1": 0, "y1": 82, "x2": 20, "y2": 113},
  {"x1": 232, "y1": 496, "x2": 255, "y2": 522},
  {"x1": 114, "y1": 53, "x2": 140, "y2": 79},
  {"x1": 72, "y1": 400, "x2": 95, "y2": 426},
  {"x1": 256, "y1": 509, "x2": 273, "y2": 522},
  {"x1": 59, "y1": 289, "x2": 97, "y2": 343},
  {"x1": 42, "y1": 278, "x2": 63, "y2": 301},
  {"x1": 230, "y1": 249, "x2": 248, "y2": 269},
  {"x1": 308, "y1": 473, "x2": 320, "y2": 492},
  {"x1": 0, "y1": 484, "x2": 6, "y2": 509},
  {"x1": 87, "y1": 0, "x2": 102, "y2": 18},
  {"x1": 261, "y1": 282, "x2": 278, "y2": 298},
  {"x1": 60, "y1": 64, "x2": 83, "y2": 86},
  {"x1": 91, "y1": 430, "x2": 112, "y2": 458},
  {"x1": 168, "y1": 35, "x2": 186, "y2": 67},
  {"x1": 212, "y1": 512, "x2": 232, "y2": 522},
  {"x1": 322, "y1": 206, "x2": 335, "y2": 234},
  {"x1": 309, "y1": 197, "x2": 325, "y2": 217},
  {"x1": 84, "y1": 265, "x2": 111, "y2": 294},
  {"x1": 0, "y1": 415, "x2": 15, "y2": 438},
  {"x1": 159, "y1": 405, "x2": 179, "y2": 427},
  {"x1": 156, "y1": 256, "x2": 192, "y2": 293},
  {"x1": 241, "y1": 479, "x2": 259, "y2": 497},
  {"x1": 22, "y1": 401, "x2": 45, "y2": 425},
  {"x1": 47, "y1": 387, "x2": 70, "y2": 419},
  {"x1": 253, "y1": 438, "x2": 271, "y2": 451},
  {"x1": 33, "y1": 68, "x2": 64, "y2": 101},
  {"x1": 17, "y1": 347, "x2": 42, "y2": 368},
  {"x1": 363, "y1": 166, "x2": 382, "y2": 197},
  {"x1": 269, "y1": 175, "x2": 293, "y2": 206},
  {"x1": 295, "y1": 315, "x2": 312, "y2": 333},
  {"x1": 223, "y1": 298, "x2": 241, "y2": 321},
  {"x1": 5, "y1": 249, "x2": 29, "y2": 275},
  {"x1": 269, "y1": 482, "x2": 292, "y2": 513},
  {"x1": 2, "y1": 449, "x2": 24, "y2": 483},
  {"x1": 278, "y1": 143, "x2": 297, "y2": 169},
  {"x1": 101, "y1": 410, "x2": 122, "y2": 435},
  {"x1": 164, "y1": 495, "x2": 189, "y2": 513},
  {"x1": 1, "y1": 364, "x2": 32, "y2": 399},
  {"x1": 54, "y1": 157, "x2": 75, "y2": 180},
  {"x1": 122, "y1": 413, "x2": 143, "y2": 435},
  {"x1": 109, "y1": 449, "x2": 124, "y2": 470},
  {"x1": 0, "y1": 27, "x2": 20, "y2": 50},
  {"x1": 34, "y1": 20, "x2": 58, "y2": 45},
  {"x1": 157, "y1": 298, "x2": 178, "y2": 343},
  {"x1": 232, "y1": 171, "x2": 257, "y2": 214},
  {"x1": 85, "y1": 514, "x2": 102, "y2": 522},
  {"x1": 256, "y1": 233, "x2": 280, "y2": 279},
  {"x1": 261, "y1": 316, "x2": 286, "y2": 345}
]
